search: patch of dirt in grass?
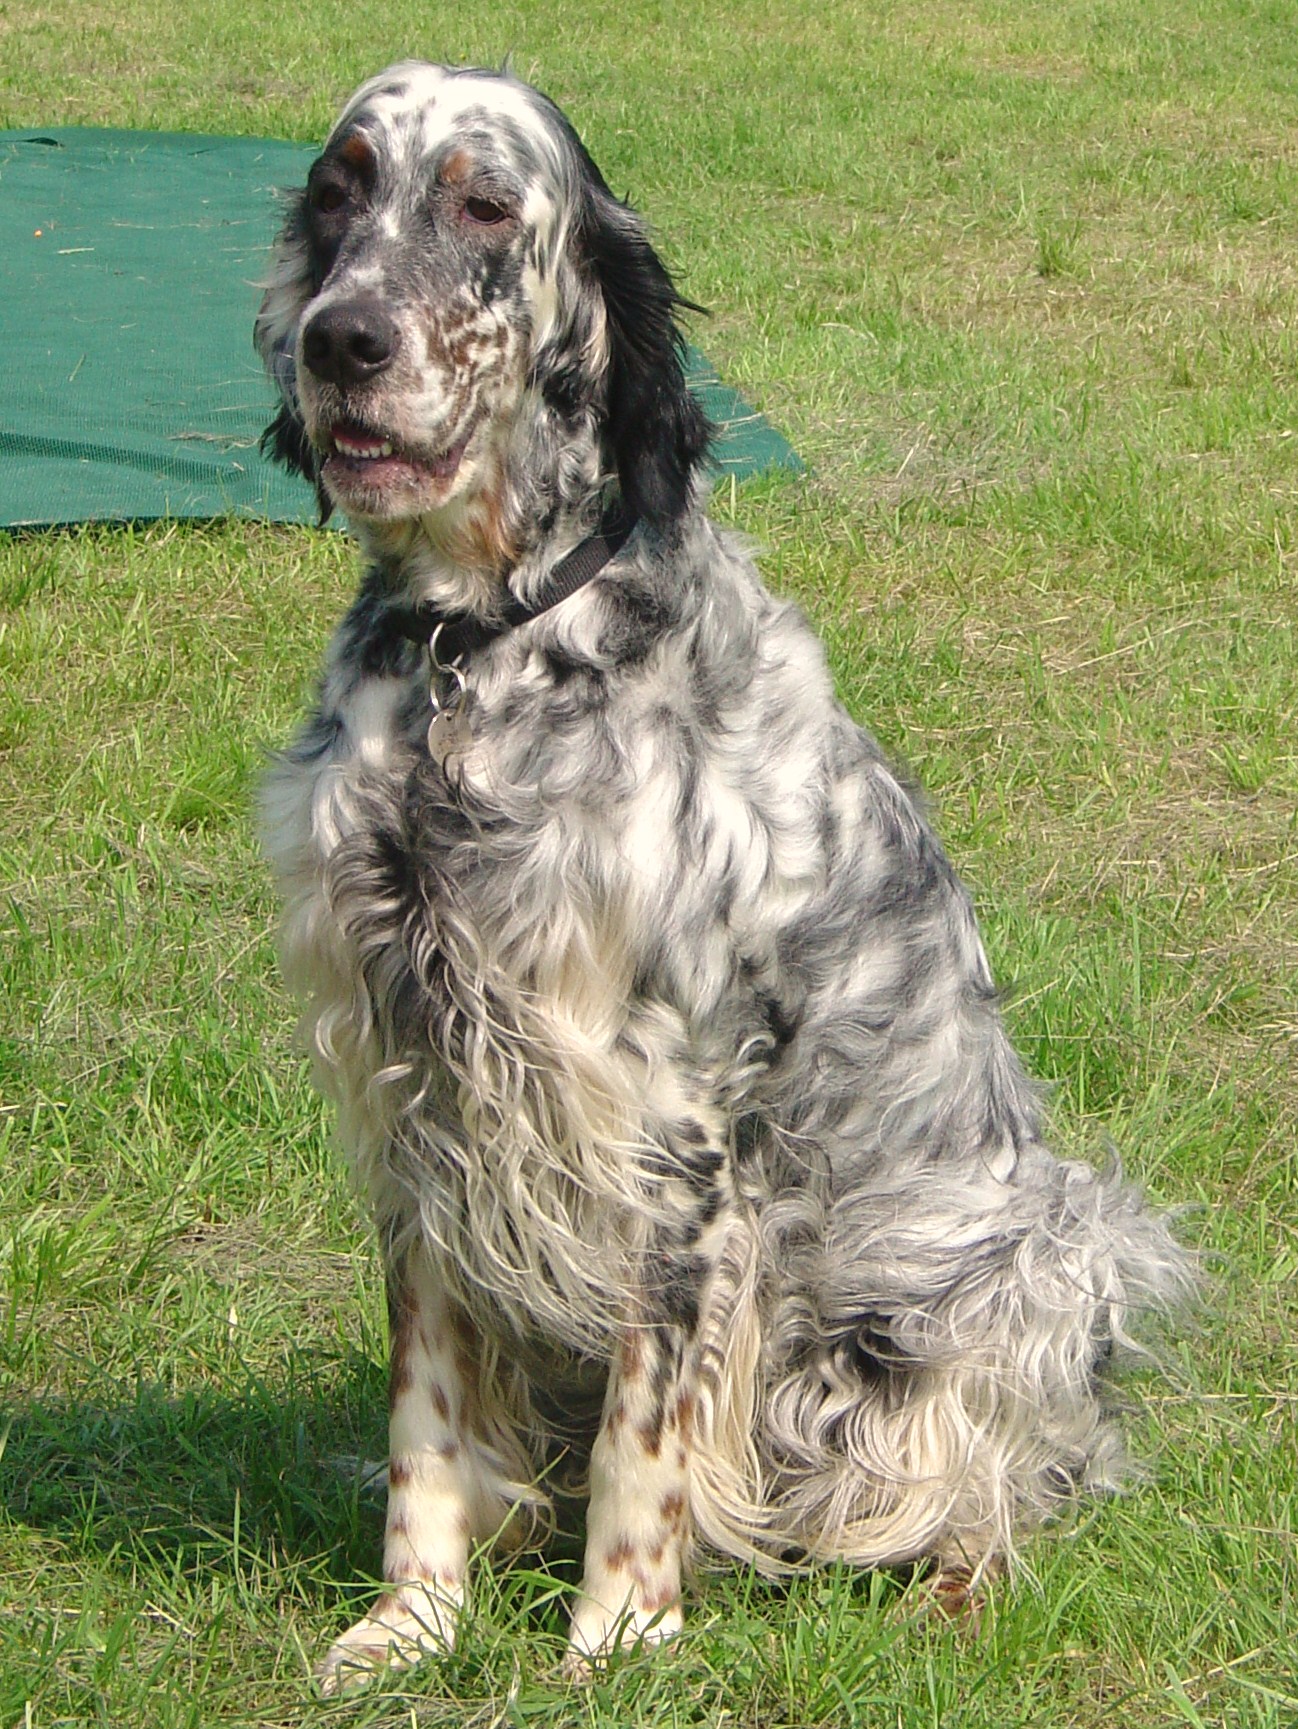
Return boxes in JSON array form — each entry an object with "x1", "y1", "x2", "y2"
[{"x1": 166, "y1": 1216, "x2": 367, "y2": 1315}]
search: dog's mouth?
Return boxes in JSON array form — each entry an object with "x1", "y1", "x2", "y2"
[{"x1": 320, "y1": 416, "x2": 479, "y2": 508}]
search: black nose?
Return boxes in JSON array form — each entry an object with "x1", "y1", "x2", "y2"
[{"x1": 301, "y1": 297, "x2": 400, "y2": 387}]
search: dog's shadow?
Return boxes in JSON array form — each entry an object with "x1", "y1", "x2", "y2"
[
  {"x1": 1, "y1": 1359, "x2": 917, "y2": 1670},
  {"x1": 0, "y1": 1355, "x2": 600, "y2": 1627},
  {"x1": 0, "y1": 1361, "x2": 365, "y2": 1573}
]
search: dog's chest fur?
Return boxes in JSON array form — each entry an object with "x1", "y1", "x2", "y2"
[
  {"x1": 258, "y1": 548, "x2": 835, "y2": 1346},
  {"x1": 257, "y1": 530, "x2": 998, "y2": 1355}
]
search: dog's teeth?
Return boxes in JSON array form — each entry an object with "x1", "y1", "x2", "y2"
[{"x1": 335, "y1": 437, "x2": 394, "y2": 460}]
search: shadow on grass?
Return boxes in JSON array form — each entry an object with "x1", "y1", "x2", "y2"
[
  {"x1": 0, "y1": 1355, "x2": 611, "y2": 1628},
  {"x1": 1, "y1": 1356, "x2": 392, "y2": 1599},
  {"x1": 0, "y1": 1366, "x2": 950, "y2": 1725}
]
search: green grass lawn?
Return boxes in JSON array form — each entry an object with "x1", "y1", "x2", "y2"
[{"x1": 2, "y1": 2, "x2": 1295, "y2": 1723}]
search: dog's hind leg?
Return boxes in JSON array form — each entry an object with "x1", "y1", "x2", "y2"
[{"x1": 760, "y1": 1140, "x2": 1188, "y2": 1579}]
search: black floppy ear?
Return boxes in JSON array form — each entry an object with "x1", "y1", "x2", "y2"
[
  {"x1": 259, "y1": 397, "x2": 333, "y2": 528},
  {"x1": 255, "y1": 192, "x2": 333, "y2": 525},
  {"x1": 578, "y1": 174, "x2": 712, "y2": 530},
  {"x1": 256, "y1": 340, "x2": 333, "y2": 527},
  {"x1": 261, "y1": 397, "x2": 312, "y2": 481}
]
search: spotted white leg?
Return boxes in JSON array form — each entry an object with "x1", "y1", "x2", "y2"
[
  {"x1": 565, "y1": 1323, "x2": 695, "y2": 1672},
  {"x1": 318, "y1": 1243, "x2": 481, "y2": 1694}
]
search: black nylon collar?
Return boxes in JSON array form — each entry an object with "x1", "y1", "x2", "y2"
[{"x1": 383, "y1": 508, "x2": 638, "y2": 665}]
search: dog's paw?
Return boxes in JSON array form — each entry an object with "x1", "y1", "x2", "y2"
[
  {"x1": 315, "y1": 1590, "x2": 458, "y2": 1695},
  {"x1": 922, "y1": 1554, "x2": 1004, "y2": 1632},
  {"x1": 562, "y1": 1591, "x2": 682, "y2": 1679}
]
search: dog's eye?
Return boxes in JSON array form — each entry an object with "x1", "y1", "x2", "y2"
[
  {"x1": 462, "y1": 195, "x2": 511, "y2": 226},
  {"x1": 312, "y1": 181, "x2": 349, "y2": 215}
]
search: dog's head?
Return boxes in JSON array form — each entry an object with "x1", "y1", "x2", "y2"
[{"x1": 257, "y1": 62, "x2": 710, "y2": 549}]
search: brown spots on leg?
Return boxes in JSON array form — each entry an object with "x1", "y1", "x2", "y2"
[
  {"x1": 637, "y1": 1376, "x2": 697, "y2": 1463},
  {"x1": 389, "y1": 1357, "x2": 415, "y2": 1408},
  {"x1": 388, "y1": 1287, "x2": 417, "y2": 1410},
  {"x1": 643, "y1": 1582, "x2": 682, "y2": 1616},
  {"x1": 658, "y1": 1491, "x2": 686, "y2": 1531},
  {"x1": 645, "y1": 1487, "x2": 688, "y2": 1569},
  {"x1": 674, "y1": 1389, "x2": 695, "y2": 1438},
  {"x1": 929, "y1": 1570, "x2": 979, "y2": 1627},
  {"x1": 603, "y1": 1539, "x2": 636, "y2": 1574},
  {"x1": 324, "y1": 1243, "x2": 539, "y2": 1691},
  {"x1": 619, "y1": 1327, "x2": 645, "y2": 1383},
  {"x1": 382, "y1": 1251, "x2": 475, "y2": 1593},
  {"x1": 448, "y1": 1309, "x2": 483, "y2": 1434},
  {"x1": 637, "y1": 1419, "x2": 663, "y2": 1458},
  {"x1": 571, "y1": 1317, "x2": 697, "y2": 1662}
]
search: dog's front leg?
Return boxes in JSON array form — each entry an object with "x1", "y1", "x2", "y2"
[
  {"x1": 318, "y1": 1240, "x2": 480, "y2": 1693},
  {"x1": 566, "y1": 1319, "x2": 695, "y2": 1670}
]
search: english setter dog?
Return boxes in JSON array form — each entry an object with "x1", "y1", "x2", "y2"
[{"x1": 256, "y1": 61, "x2": 1190, "y2": 1690}]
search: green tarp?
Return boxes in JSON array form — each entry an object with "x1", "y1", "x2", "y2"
[{"x1": 1, "y1": 128, "x2": 800, "y2": 530}]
